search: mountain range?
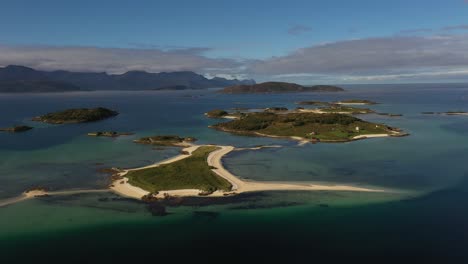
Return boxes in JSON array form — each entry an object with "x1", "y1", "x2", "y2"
[{"x1": 0, "y1": 65, "x2": 255, "y2": 92}]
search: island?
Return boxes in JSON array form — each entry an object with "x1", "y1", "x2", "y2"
[
  {"x1": 422, "y1": 111, "x2": 468, "y2": 116},
  {"x1": 335, "y1": 99, "x2": 378, "y2": 105},
  {"x1": 109, "y1": 144, "x2": 385, "y2": 201},
  {"x1": 296, "y1": 101, "x2": 331, "y2": 106},
  {"x1": 219, "y1": 82, "x2": 344, "y2": 94},
  {"x1": 205, "y1": 109, "x2": 229, "y2": 118},
  {"x1": 32, "y1": 107, "x2": 119, "y2": 124},
  {"x1": 133, "y1": 135, "x2": 197, "y2": 147},
  {"x1": 87, "y1": 131, "x2": 134, "y2": 137},
  {"x1": 209, "y1": 111, "x2": 406, "y2": 142},
  {"x1": 0, "y1": 125, "x2": 33, "y2": 133},
  {"x1": 306, "y1": 105, "x2": 375, "y2": 114}
]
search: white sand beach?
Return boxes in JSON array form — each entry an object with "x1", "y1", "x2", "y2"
[{"x1": 110, "y1": 144, "x2": 385, "y2": 200}]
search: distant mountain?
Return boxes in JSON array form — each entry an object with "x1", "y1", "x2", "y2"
[
  {"x1": 0, "y1": 65, "x2": 255, "y2": 92},
  {"x1": 219, "y1": 82, "x2": 345, "y2": 94}
]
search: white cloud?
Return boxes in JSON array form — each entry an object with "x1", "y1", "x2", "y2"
[{"x1": 0, "y1": 45, "x2": 241, "y2": 74}]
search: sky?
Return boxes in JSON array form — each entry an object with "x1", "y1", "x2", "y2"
[{"x1": 1, "y1": 0, "x2": 468, "y2": 84}]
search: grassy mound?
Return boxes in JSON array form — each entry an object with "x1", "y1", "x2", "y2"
[{"x1": 126, "y1": 146, "x2": 232, "y2": 193}]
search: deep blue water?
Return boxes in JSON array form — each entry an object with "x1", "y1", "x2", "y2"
[{"x1": 1, "y1": 84, "x2": 468, "y2": 262}]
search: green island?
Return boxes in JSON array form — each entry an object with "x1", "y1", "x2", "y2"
[
  {"x1": 134, "y1": 135, "x2": 197, "y2": 146},
  {"x1": 32, "y1": 107, "x2": 118, "y2": 124},
  {"x1": 219, "y1": 82, "x2": 344, "y2": 94},
  {"x1": 0, "y1": 125, "x2": 33, "y2": 133},
  {"x1": 336, "y1": 99, "x2": 378, "y2": 105},
  {"x1": 205, "y1": 109, "x2": 229, "y2": 118},
  {"x1": 317, "y1": 105, "x2": 375, "y2": 114},
  {"x1": 126, "y1": 146, "x2": 232, "y2": 194},
  {"x1": 211, "y1": 111, "x2": 405, "y2": 142},
  {"x1": 87, "y1": 131, "x2": 134, "y2": 137}
]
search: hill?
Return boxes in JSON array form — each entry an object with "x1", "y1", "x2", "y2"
[
  {"x1": 0, "y1": 65, "x2": 255, "y2": 92},
  {"x1": 219, "y1": 82, "x2": 344, "y2": 94}
]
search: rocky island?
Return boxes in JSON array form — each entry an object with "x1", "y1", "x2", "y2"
[
  {"x1": 133, "y1": 135, "x2": 197, "y2": 147},
  {"x1": 209, "y1": 111, "x2": 406, "y2": 142},
  {"x1": 422, "y1": 111, "x2": 468, "y2": 116},
  {"x1": 87, "y1": 131, "x2": 134, "y2": 137},
  {"x1": 219, "y1": 82, "x2": 344, "y2": 94},
  {"x1": 0, "y1": 125, "x2": 33, "y2": 133},
  {"x1": 32, "y1": 107, "x2": 119, "y2": 124}
]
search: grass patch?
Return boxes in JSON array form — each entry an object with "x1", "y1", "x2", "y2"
[
  {"x1": 213, "y1": 112, "x2": 395, "y2": 141},
  {"x1": 126, "y1": 146, "x2": 232, "y2": 193}
]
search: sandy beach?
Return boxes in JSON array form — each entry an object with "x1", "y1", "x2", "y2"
[
  {"x1": 110, "y1": 144, "x2": 385, "y2": 200},
  {"x1": 0, "y1": 189, "x2": 109, "y2": 207}
]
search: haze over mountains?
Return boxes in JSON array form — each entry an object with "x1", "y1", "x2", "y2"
[{"x1": 0, "y1": 65, "x2": 255, "y2": 92}]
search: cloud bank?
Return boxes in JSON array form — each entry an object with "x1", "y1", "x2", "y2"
[
  {"x1": 2, "y1": 33, "x2": 468, "y2": 83},
  {"x1": 0, "y1": 45, "x2": 241, "y2": 74},
  {"x1": 249, "y1": 34, "x2": 468, "y2": 82}
]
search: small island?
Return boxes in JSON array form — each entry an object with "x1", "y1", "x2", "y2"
[
  {"x1": 32, "y1": 107, "x2": 119, "y2": 124},
  {"x1": 422, "y1": 111, "x2": 468, "y2": 116},
  {"x1": 108, "y1": 144, "x2": 385, "y2": 201},
  {"x1": 0, "y1": 125, "x2": 33, "y2": 133},
  {"x1": 210, "y1": 111, "x2": 406, "y2": 142},
  {"x1": 296, "y1": 101, "x2": 331, "y2": 106},
  {"x1": 219, "y1": 82, "x2": 344, "y2": 94},
  {"x1": 205, "y1": 109, "x2": 229, "y2": 118},
  {"x1": 335, "y1": 99, "x2": 378, "y2": 105},
  {"x1": 311, "y1": 105, "x2": 375, "y2": 114},
  {"x1": 87, "y1": 131, "x2": 134, "y2": 137},
  {"x1": 134, "y1": 135, "x2": 197, "y2": 147}
]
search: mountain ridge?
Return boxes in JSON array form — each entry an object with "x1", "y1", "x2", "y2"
[{"x1": 0, "y1": 65, "x2": 255, "y2": 92}]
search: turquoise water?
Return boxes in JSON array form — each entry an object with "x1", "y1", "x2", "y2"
[{"x1": 1, "y1": 85, "x2": 468, "y2": 262}]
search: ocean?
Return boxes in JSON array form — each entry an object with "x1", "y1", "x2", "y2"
[{"x1": 1, "y1": 84, "x2": 468, "y2": 262}]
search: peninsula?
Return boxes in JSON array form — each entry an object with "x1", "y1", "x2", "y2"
[
  {"x1": 32, "y1": 107, "x2": 118, "y2": 124},
  {"x1": 219, "y1": 82, "x2": 344, "y2": 94}
]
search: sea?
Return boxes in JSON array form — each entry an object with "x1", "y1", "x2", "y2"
[{"x1": 1, "y1": 84, "x2": 468, "y2": 263}]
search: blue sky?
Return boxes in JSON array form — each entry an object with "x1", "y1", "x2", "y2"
[{"x1": 1, "y1": 0, "x2": 468, "y2": 83}]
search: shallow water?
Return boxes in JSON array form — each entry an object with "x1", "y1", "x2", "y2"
[{"x1": 1, "y1": 84, "x2": 468, "y2": 261}]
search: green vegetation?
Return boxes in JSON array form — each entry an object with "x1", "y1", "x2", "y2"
[
  {"x1": 134, "y1": 135, "x2": 197, "y2": 146},
  {"x1": 318, "y1": 105, "x2": 375, "y2": 114},
  {"x1": 337, "y1": 99, "x2": 378, "y2": 105},
  {"x1": 206, "y1": 109, "x2": 229, "y2": 118},
  {"x1": 32, "y1": 107, "x2": 118, "y2": 124},
  {"x1": 212, "y1": 112, "x2": 398, "y2": 141},
  {"x1": 126, "y1": 146, "x2": 232, "y2": 193},
  {"x1": 0, "y1": 125, "x2": 33, "y2": 132}
]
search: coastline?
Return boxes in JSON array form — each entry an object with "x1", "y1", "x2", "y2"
[
  {"x1": 110, "y1": 144, "x2": 386, "y2": 201},
  {"x1": 0, "y1": 189, "x2": 109, "y2": 207},
  {"x1": 212, "y1": 126, "x2": 407, "y2": 144}
]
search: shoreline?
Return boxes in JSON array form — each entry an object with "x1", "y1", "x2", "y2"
[
  {"x1": 110, "y1": 144, "x2": 386, "y2": 201},
  {"x1": 212, "y1": 126, "x2": 408, "y2": 144},
  {"x1": 0, "y1": 189, "x2": 109, "y2": 207}
]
